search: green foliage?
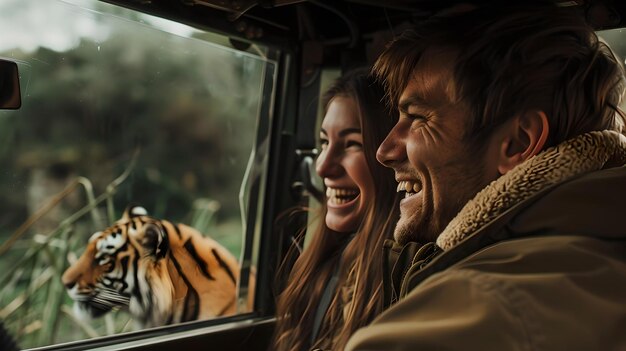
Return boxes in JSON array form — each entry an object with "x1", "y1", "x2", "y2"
[{"x1": 0, "y1": 21, "x2": 263, "y2": 227}]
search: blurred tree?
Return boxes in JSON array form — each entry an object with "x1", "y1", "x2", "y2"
[{"x1": 0, "y1": 21, "x2": 264, "y2": 236}]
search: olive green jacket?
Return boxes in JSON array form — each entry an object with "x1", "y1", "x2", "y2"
[{"x1": 346, "y1": 131, "x2": 626, "y2": 351}]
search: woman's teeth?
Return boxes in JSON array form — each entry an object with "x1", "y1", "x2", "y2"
[{"x1": 326, "y1": 187, "x2": 359, "y2": 204}]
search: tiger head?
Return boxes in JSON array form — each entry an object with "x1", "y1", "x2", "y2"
[{"x1": 62, "y1": 205, "x2": 175, "y2": 327}]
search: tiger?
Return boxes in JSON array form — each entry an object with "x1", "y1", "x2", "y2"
[{"x1": 61, "y1": 204, "x2": 248, "y2": 328}]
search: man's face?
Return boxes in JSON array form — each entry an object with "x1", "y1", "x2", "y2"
[{"x1": 376, "y1": 60, "x2": 498, "y2": 244}]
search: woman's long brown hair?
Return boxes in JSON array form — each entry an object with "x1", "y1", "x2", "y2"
[{"x1": 273, "y1": 69, "x2": 400, "y2": 351}]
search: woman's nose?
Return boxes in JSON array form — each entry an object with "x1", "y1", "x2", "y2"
[
  {"x1": 315, "y1": 147, "x2": 343, "y2": 178},
  {"x1": 376, "y1": 123, "x2": 406, "y2": 168}
]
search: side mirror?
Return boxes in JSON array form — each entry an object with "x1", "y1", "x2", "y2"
[{"x1": 0, "y1": 59, "x2": 21, "y2": 109}]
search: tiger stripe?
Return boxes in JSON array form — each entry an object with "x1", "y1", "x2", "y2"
[
  {"x1": 211, "y1": 248, "x2": 236, "y2": 285},
  {"x1": 184, "y1": 238, "x2": 216, "y2": 281},
  {"x1": 172, "y1": 222, "x2": 183, "y2": 239},
  {"x1": 169, "y1": 251, "x2": 200, "y2": 322}
]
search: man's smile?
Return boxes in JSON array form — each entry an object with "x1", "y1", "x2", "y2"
[{"x1": 396, "y1": 180, "x2": 422, "y2": 199}]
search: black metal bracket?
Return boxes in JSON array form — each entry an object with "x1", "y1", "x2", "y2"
[{"x1": 292, "y1": 148, "x2": 323, "y2": 202}]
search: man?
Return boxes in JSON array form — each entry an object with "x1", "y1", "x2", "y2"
[{"x1": 346, "y1": 2, "x2": 626, "y2": 350}]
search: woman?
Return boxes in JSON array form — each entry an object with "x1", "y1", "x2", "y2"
[{"x1": 273, "y1": 69, "x2": 400, "y2": 351}]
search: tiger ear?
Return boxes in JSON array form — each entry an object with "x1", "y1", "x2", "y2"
[
  {"x1": 141, "y1": 223, "x2": 168, "y2": 260},
  {"x1": 122, "y1": 204, "x2": 148, "y2": 221}
]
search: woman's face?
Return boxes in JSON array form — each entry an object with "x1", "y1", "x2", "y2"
[{"x1": 316, "y1": 96, "x2": 375, "y2": 233}]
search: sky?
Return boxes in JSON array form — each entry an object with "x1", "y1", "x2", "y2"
[{"x1": 0, "y1": 0, "x2": 195, "y2": 53}]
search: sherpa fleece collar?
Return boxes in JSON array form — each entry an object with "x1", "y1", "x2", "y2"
[{"x1": 436, "y1": 130, "x2": 626, "y2": 251}]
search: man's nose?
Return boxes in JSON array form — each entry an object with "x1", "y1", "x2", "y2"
[{"x1": 377, "y1": 124, "x2": 406, "y2": 168}]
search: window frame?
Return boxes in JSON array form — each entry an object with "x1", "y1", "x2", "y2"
[{"x1": 0, "y1": 1, "x2": 299, "y2": 349}]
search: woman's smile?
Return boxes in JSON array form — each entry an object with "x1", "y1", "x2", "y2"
[{"x1": 326, "y1": 187, "x2": 360, "y2": 207}]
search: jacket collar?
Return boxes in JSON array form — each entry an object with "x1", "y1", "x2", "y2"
[{"x1": 436, "y1": 130, "x2": 626, "y2": 251}]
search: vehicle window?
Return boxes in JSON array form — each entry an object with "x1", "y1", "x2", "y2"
[
  {"x1": 0, "y1": 0, "x2": 274, "y2": 348},
  {"x1": 599, "y1": 28, "x2": 626, "y2": 112}
]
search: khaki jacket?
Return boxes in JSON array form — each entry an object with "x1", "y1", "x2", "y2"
[{"x1": 346, "y1": 131, "x2": 626, "y2": 351}]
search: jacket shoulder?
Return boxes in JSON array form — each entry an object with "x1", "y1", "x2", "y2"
[{"x1": 348, "y1": 236, "x2": 626, "y2": 351}]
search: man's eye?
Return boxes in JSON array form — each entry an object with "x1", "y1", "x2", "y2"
[
  {"x1": 407, "y1": 113, "x2": 427, "y2": 121},
  {"x1": 319, "y1": 138, "x2": 329, "y2": 148}
]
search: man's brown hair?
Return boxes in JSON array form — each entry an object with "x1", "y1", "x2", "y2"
[{"x1": 374, "y1": 1, "x2": 626, "y2": 149}]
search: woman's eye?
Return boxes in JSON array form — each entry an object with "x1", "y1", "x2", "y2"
[
  {"x1": 346, "y1": 140, "x2": 363, "y2": 149},
  {"x1": 319, "y1": 138, "x2": 329, "y2": 149}
]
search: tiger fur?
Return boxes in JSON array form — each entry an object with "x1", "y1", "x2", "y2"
[{"x1": 61, "y1": 205, "x2": 243, "y2": 328}]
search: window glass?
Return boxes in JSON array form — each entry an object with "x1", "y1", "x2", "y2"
[
  {"x1": 599, "y1": 28, "x2": 626, "y2": 112},
  {"x1": 0, "y1": 0, "x2": 274, "y2": 348}
]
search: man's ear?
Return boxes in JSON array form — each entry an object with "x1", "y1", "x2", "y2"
[{"x1": 497, "y1": 110, "x2": 549, "y2": 175}]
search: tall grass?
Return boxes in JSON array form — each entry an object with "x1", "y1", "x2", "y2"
[
  {"x1": 0, "y1": 148, "x2": 243, "y2": 349},
  {"x1": 0, "y1": 156, "x2": 139, "y2": 349}
]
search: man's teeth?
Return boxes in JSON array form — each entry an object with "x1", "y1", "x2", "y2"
[
  {"x1": 396, "y1": 180, "x2": 421, "y2": 194},
  {"x1": 326, "y1": 187, "x2": 359, "y2": 204}
]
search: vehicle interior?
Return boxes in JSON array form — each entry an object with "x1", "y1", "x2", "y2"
[{"x1": 1, "y1": 0, "x2": 625, "y2": 350}]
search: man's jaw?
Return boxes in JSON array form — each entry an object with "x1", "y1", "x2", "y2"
[
  {"x1": 393, "y1": 211, "x2": 424, "y2": 245},
  {"x1": 394, "y1": 177, "x2": 432, "y2": 244}
]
